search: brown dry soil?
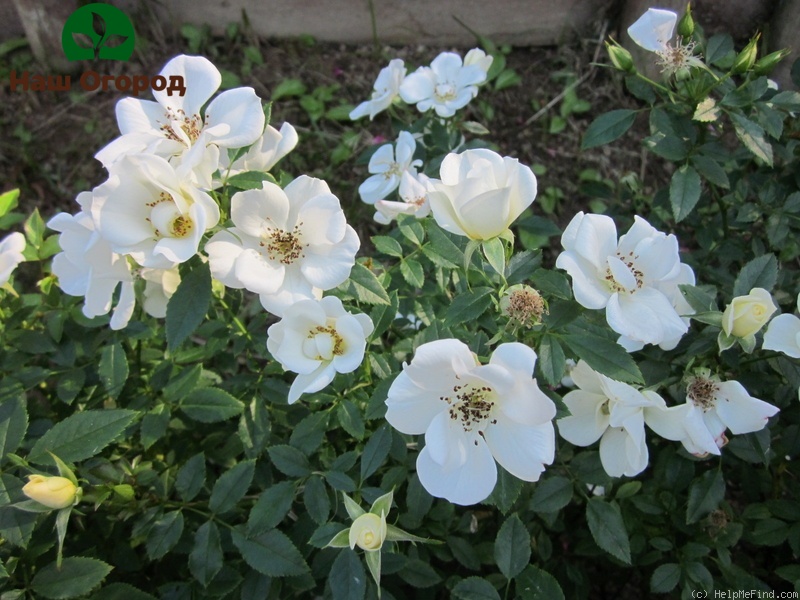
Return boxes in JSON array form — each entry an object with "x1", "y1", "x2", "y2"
[{"x1": 0, "y1": 11, "x2": 662, "y2": 253}]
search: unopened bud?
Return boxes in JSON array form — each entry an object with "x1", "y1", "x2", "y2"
[
  {"x1": 732, "y1": 34, "x2": 761, "y2": 74},
  {"x1": 606, "y1": 41, "x2": 634, "y2": 73},
  {"x1": 500, "y1": 285, "x2": 546, "y2": 328},
  {"x1": 753, "y1": 48, "x2": 790, "y2": 76},
  {"x1": 349, "y1": 512, "x2": 387, "y2": 552},
  {"x1": 677, "y1": 4, "x2": 694, "y2": 39},
  {"x1": 22, "y1": 475, "x2": 79, "y2": 509}
]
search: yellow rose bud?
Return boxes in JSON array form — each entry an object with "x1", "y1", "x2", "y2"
[
  {"x1": 721, "y1": 287, "x2": 777, "y2": 338},
  {"x1": 22, "y1": 475, "x2": 79, "y2": 509},
  {"x1": 348, "y1": 512, "x2": 387, "y2": 552}
]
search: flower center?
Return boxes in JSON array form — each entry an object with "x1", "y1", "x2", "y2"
[
  {"x1": 505, "y1": 289, "x2": 546, "y2": 327},
  {"x1": 147, "y1": 193, "x2": 194, "y2": 239},
  {"x1": 434, "y1": 83, "x2": 457, "y2": 102},
  {"x1": 384, "y1": 162, "x2": 403, "y2": 180},
  {"x1": 442, "y1": 383, "x2": 496, "y2": 434},
  {"x1": 261, "y1": 224, "x2": 306, "y2": 265},
  {"x1": 656, "y1": 39, "x2": 699, "y2": 76},
  {"x1": 161, "y1": 108, "x2": 203, "y2": 144},
  {"x1": 303, "y1": 325, "x2": 345, "y2": 361},
  {"x1": 604, "y1": 251, "x2": 644, "y2": 294},
  {"x1": 687, "y1": 376, "x2": 719, "y2": 411}
]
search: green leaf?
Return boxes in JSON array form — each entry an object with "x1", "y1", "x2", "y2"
[
  {"x1": 398, "y1": 558, "x2": 442, "y2": 587},
  {"x1": 344, "y1": 263, "x2": 390, "y2": 305},
  {"x1": 691, "y1": 155, "x2": 729, "y2": 189},
  {"x1": 452, "y1": 577, "x2": 501, "y2": 600},
  {"x1": 289, "y1": 412, "x2": 328, "y2": 455},
  {"x1": 561, "y1": 332, "x2": 643, "y2": 384},
  {"x1": 581, "y1": 110, "x2": 637, "y2": 149},
  {"x1": 89, "y1": 583, "x2": 156, "y2": 600},
  {"x1": 487, "y1": 465, "x2": 523, "y2": 514},
  {"x1": 650, "y1": 563, "x2": 680, "y2": 593},
  {"x1": 516, "y1": 565, "x2": 565, "y2": 600},
  {"x1": 730, "y1": 112, "x2": 773, "y2": 166},
  {"x1": 398, "y1": 216, "x2": 425, "y2": 246},
  {"x1": 226, "y1": 170, "x2": 277, "y2": 190},
  {"x1": 180, "y1": 387, "x2": 245, "y2": 423},
  {"x1": 140, "y1": 405, "x2": 169, "y2": 450},
  {"x1": 31, "y1": 557, "x2": 112, "y2": 600},
  {"x1": 268, "y1": 444, "x2": 311, "y2": 477},
  {"x1": 231, "y1": 527, "x2": 310, "y2": 577},
  {"x1": 0, "y1": 396, "x2": 27, "y2": 461},
  {"x1": 272, "y1": 78, "x2": 307, "y2": 100},
  {"x1": 400, "y1": 258, "x2": 425, "y2": 288},
  {"x1": 337, "y1": 399, "x2": 365, "y2": 440},
  {"x1": 586, "y1": 498, "x2": 631, "y2": 563},
  {"x1": 166, "y1": 260, "x2": 212, "y2": 352},
  {"x1": 686, "y1": 469, "x2": 725, "y2": 524},
  {"x1": 670, "y1": 165, "x2": 702, "y2": 222},
  {"x1": 425, "y1": 222, "x2": 464, "y2": 267},
  {"x1": 303, "y1": 475, "x2": 330, "y2": 524},
  {"x1": 209, "y1": 460, "x2": 255, "y2": 514},
  {"x1": 328, "y1": 549, "x2": 367, "y2": 600},
  {"x1": 248, "y1": 481, "x2": 295, "y2": 535},
  {"x1": 482, "y1": 237, "x2": 505, "y2": 277},
  {"x1": 175, "y1": 452, "x2": 205, "y2": 502},
  {"x1": 189, "y1": 520, "x2": 223, "y2": 587},
  {"x1": 445, "y1": 287, "x2": 494, "y2": 327},
  {"x1": 494, "y1": 514, "x2": 531, "y2": 579},
  {"x1": 529, "y1": 476, "x2": 572, "y2": 513},
  {"x1": 372, "y1": 235, "x2": 403, "y2": 258},
  {"x1": 733, "y1": 254, "x2": 778, "y2": 296},
  {"x1": 360, "y1": 424, "x2": 392, "y2": 481},
  {"x1": 28, "y1": 409, "x2": 137, "y2": 465},
  {"x1": 537, "y1": 335, "x2": 566, "y2": 387},
  {"x1": 98, "y1": 342, "x2": 128, "y2": 400},
  {"x1": 146, "y1": 510, "x2": 184, "y2": 560},
  {"x1": 0, "y1": 188, "x2": 20, "y2": 218},
  {"x1": 24, "y1": 208, "x2": 46, "y2": 250}
]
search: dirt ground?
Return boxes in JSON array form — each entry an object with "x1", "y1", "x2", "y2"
[{"x1": 0, "y1": 11, "x2": 652, "y2": 240}]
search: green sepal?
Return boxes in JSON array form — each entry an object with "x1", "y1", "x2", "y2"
[
  {"x1": 369, "y1": 490, "x2": 394, "y2": 518},
  {"x1": 325, "y1": 528, "x2": 351, "y2": 549},
  {"x1": 717, "y1": 330, "x2": 736, "y2": 352},
  {"x1": 365, "y1": 549, "x2": 381, "y2": 596},
  {"x1": 12, "y1": 499, "x2": 55, "y2": 513},
  {"x1": 738, "y1": 334, "x2": 756, "y2": 354},
  {"x1": 482, "y1": 237, "x2": 505, "y2": 278},
  {"x1": 48, "y1": 452, "x2": 79, "y2": 487},
  {"x1": 384, "y1": 524, "x2": 441, "y2": 545},
  {"x1": 464, "y1": 239, "x2": 481, "y2": 274},
  {"x1": 690, "y1": 311, "x2": 723, "y2": 327},
  {"x1": 342, "y1": 493, "x2": 365, "y2": 520},
  {"x1": 55, "y1": 507, "x2": 72, "y2": 568}
]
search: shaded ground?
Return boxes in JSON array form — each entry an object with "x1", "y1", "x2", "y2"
[{"x1": 0, "y1": 9, "x2": 655, "y2": 248}]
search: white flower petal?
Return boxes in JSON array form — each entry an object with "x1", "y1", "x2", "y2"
[
  {"x1": 558, "y1": 391, "x2": 609, "y2": 446},
  {"x1": 416, "y1": 438, "x2": 497, "y2": 506},
  {"x1": 154, "y1": 55, "x2": 221, "y2": 117},
  {"x1": 627, "y1": 8, "x2": 677, "y2": 53},
  {"x1": 714, "y1": 381, "x2": 779, "y2": 434},
  {"x1": 762, "y1": 313, "x2": 800, "y2": 358},
  {"x1": 484, "y1": 416, "x2": 554, "y2": 482},
  {"x1": 203, "y1": 87, "x2": 265, "y2": 148}
]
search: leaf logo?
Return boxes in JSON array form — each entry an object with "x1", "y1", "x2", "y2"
[{"x1": 61, "y1": 3, "x2": 135, "y2": 62}]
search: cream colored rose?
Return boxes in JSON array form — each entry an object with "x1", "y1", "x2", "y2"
[
  {"x1": 22, "y1": 475, "x2": 79, "y2": 509},
  {"x1": 722, "y1": 288, "x2": 777, "y2": 338},
  {"x1": 428, "y1": 149, "x2": 537, "y2": 241},
  {"x1": 348, "y1": 512, "x2": 387, "y2": 552}
]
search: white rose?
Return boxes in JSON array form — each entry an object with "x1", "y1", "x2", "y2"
[
  {"x1": 721, "y1": 288, "x2": 776, "y2": 338},
  {"x1": 427, "y1": 149, "x2": 537, "y2": 241},
  {"x1": 348, "y1": 512, "x2": 387, "y2": 552}
]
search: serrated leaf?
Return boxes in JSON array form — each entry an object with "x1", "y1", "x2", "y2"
[
  {"x1": 730, "y1": 112, "x2": 773, "y2": 166},
  {"x1": 586, "y1": 498, "x2": 631, "y2": 563},
  {"x1": 225, "y1": 171, "x2": 278, "y2": 190},
  {"x1": 175, "y1": 452, "x2": 205, "y2": 502},
  {"x1": 529, "y1": 476, "x2": 572, "y2": 513},
  {"x1": 650, "y1": 562, "x2": 681, "y2": 593},
  {"x1": 337, "y1": 400, "x2": 365, "y2": 440},
  {"x1": 693, "y1": 97, "x2": 719, "y2": 122},
  {"x1": 303, "y1": 475, "x2": 330, "y2": 524},
  {"x1": 98, "y1": 342, "x2": 128, "y2": 399},
  {"x1": 360, "y1": 424, "x2": 392, "y2": 481},
  {"x1": 31, "y1": 557, "x2": 112, "y2": 600},
  {"x1": 0, "y1": 189, "x2": 20, "y2": 218},
  {"x1": 289, "y1": 412, "x2": 328, "y2": 455},
  {"x1": 733, "y1": 254, "x2": 778, "y2": 296},
  {"x1": 89, "y1": 583, "x2": 156, "y2": 600},
  {"x1": 248, "y1": 482, "x2": 295, "y2": 537},
  {"x1": 146, "y1": 510, "x2": 184, "y2": 560},
  {"x1": 345, "y1": 263, "x2": 390, "y2": 305},
  {"x1": 686, "y1": 469, "x2": 725, "y2": 524},
  {"x1": 425, "y1": 222, "x2": 463, "y2": 267},
  {"x1": 166, "y1": 260, "x2": 211, "y2": 351},
  {"x1": 398, "y1": 216, "x2": 425, "y2": 246},
  {"x1": 561, "y1": 332, "x2": 643, "y2": 384},
  {"x1": 445, "y1": 287, "x2": 494, "y2": 327},
  {"x1": 537, "y1": 335, "x2": 566, "y2": 386},
  {"x1": 452, "y1": 577, "x2": 501, "y2": 600},
  {"x1": 487, "y1": 465, "x2": 523, "y2": 513},
  {"x1": 231, "y1": 527, "x2": 309, "y2": 577},
  {"x1": 691, "y1": 155, "x2": 729, "y2": 189},
  {"x1": 400, "y1": 258, "x2": 424, "y2": 287},
  {"x1": 581, "y1": 110, "x2": 637, "y2": 149},
  {"x1": 28, "y1": 409, "x2": 137, "y2": 465},
  {"x1": 670, "y1": 165, "x2": 702, "y2": 222},
  {"x1": 372, "y1": 235, "x2": 403, "y2": 258},
  {"x1": 328, "y1": 548, "x2": 366, "y2": 600},
  {"x1": 0, "y1": 396, "x2": 27, "y2": 461},
  {"x1": 209, "y1": 460, "x2": 255, "y2": 514},
  {"x1": 268, "y1": 444, "x2": 311, "y2": 477},
  {"x1": 189, "y1": 520, "x2": 223, "y2": 587},
  {"x1": 516, "y1": 565, "x2": 565, "y2": 600},
  {"x1": 494, "y1": 514, "x2": 531, "y2": 579},
  {"x1": 180, "y1": 387, "x2": 245, "y2": 423}
]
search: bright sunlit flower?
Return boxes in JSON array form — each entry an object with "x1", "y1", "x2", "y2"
[
  {"x1": 205, "y1": 176, "x2": 359, "y2": 316},
  {"x1": 358, "y1": 131, "x2": 422, "y2": 205},
  {"x1": 22, "y1": 475, "x2": 79, "y2": 510},
  {"x1": 557, "y1": 361, "x2": 665, "y2": 477},
  {"x1": 0, "y1": 231, "x2": 26, "y2": 286},
  {"x1": 266, "y1": 296, "x2": 373, "y2": 404},
  {"x1": 627, "y1": 8, "x2": 704, "y2": 76},
  {"x1": 218, "y1": 122, "x2": 298, "y2": 179},
  {"x1": 95, "y1": 54, "x2": 265, "y2": 183},
  {"x1": 645, "y1": 370, "x2": 780, "y2": 457},
  {"x1": 385, "y1": 340, "x2": 556, "y2": 506},
  {"x1": 427, "y1": 149, "x2": 537, "y2": 241},
  {"x1": 374, "y1": 171, "x2": 432, "y2": 224},
  {"x1": 349, "y1": 58, "x2": 407, "y2": 120},
  {"x1": 556, "y1": 213, "x2": 693, "y2": 350},
  {"x1": 722, "y1": 288, "x2": 777, "y2": 339},
  {"x1": 400, "y1": 51, "x2": 489, "y2": 118}
]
